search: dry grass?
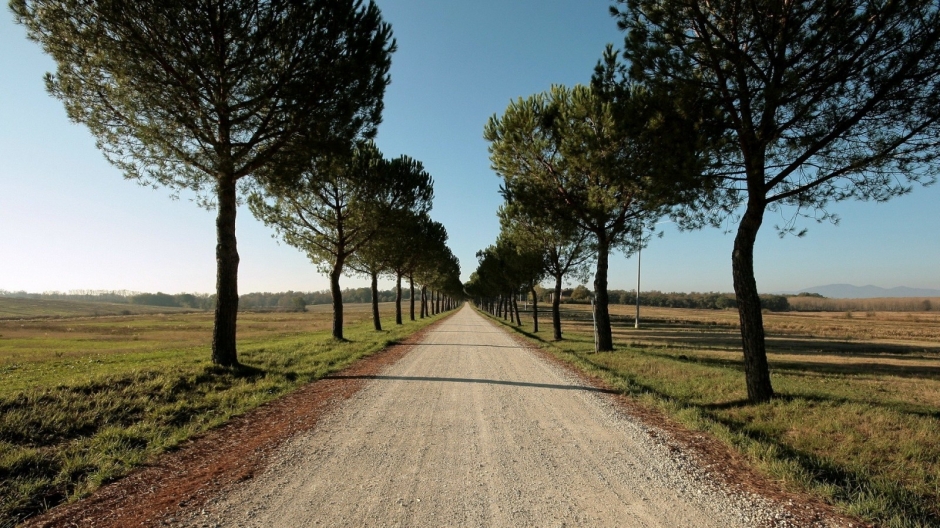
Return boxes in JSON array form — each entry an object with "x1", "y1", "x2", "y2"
[
  {"x1": 0, "y1": 302, "x2": 389, "y2": 394},
  {"x1": 564, "y1": 304, "x2": 940, "y2": 352},
  {"x1": 788, "y1": 296, "x2": 940, "y2": 313},
  {"x1": 0, "y1": 300, "x2": 439, "y2": 527},
  {"x1": 0, "y1": 297, "x2": 194, "y2": 320},
  {"x1": 498, "y1": 303, "x2": 940, "y2": 527}
]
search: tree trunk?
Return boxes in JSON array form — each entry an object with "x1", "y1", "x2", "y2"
[
  {"x1": 420, "y1": 285, "x2": 427, "y2": 318},
  {"x1": 371, "y1": 271, "x2": 382, "y2": 331},
  {"x1": 212, "y1": 174, "x2": 240, "y2": 367},
  {"x1": 531, "y1": 287, "x2": 539, "y2": 333},
  {"x1": 436, "y1": 291, "x2": 441, "y2": 314},
  {"x1": 395, "y1": 273, "x2": 403, "y2": 325},
  {"x1": 329, "y1": 261, "x2": 344, "y2": 340},
  {"x1": 733, "y1": 199, "x2": 775, "y2": 402},
  {"x1": 594, "y1": 238, "x2": 613, "y2": 351},
  {"x1": 553, "y1": 274, "x2": 563, "y2": 340},
  {"x1": 508, "y1": 294, "x2": 515, "y2": 323},
  {"x1": 409, "y1": 276, "x2": 416, "y2": 321},
  {"x1": 513, "y1": 296, "x2": 521, "y2": 326}
]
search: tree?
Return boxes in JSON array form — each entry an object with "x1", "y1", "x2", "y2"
[
  {"x1": 12, "y1": 0, "x2": 395, "y2": 366},
  {"x1": 380, "y1": 211, "x2": 439, "y2": 324},
  {"x1": 467, "y1": 233, "x2": 544, "y2": 330},
  {"x1": 485, "y1": 83, "x2": 697, "y2": 350},
  {"x1": 428, "y1": 249, "x2": 463, "y2": 313},
  {"x1": 615, "y1": 0, "x2": 940, "y2": 401},
  {"x1": 466, "y1": 248, "x2": 508, "y2": 317},
  {"x1": 346, "y1": 169, "x2": 434, "y2": 332},
  {"x1": 248, "y1": 142, "x2": 432, "y2": 340},
  {"x1": 347, "y1": 235, "x2": 391, "y2": 331},
  {"x1": 570, "y1": 285, "x2": 592, "y2": 302},
  {"x1": 499, "y1": 203, "x2": 593, "y2": 340},
  {"x1": 406, "y1": 215, "x2": 447, "y2": 321},
  {"x1": 411, "y1": 220, "x2": 452, "y2": 319}
]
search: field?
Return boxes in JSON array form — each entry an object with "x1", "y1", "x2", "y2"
[
  {"x1": 787, "y1": 296, "x2": 940, "y2": 313},
  {"x1": 0, "y1": 299, "x2": 445, "y2": 527},
  {"x1": 0, "y1": 297, "x2": 195, "y2": 320},
  {"x1": 494, "y1": 303, "x2": 940, "y2": 528}
]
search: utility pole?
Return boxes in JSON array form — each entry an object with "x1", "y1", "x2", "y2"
[{"x1": 635, "y1": 239, "x2": 641, "y2": 329}]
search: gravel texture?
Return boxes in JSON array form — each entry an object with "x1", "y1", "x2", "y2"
[{"x1": 179, "y1": 305, "x2": 823, "y2": 528}]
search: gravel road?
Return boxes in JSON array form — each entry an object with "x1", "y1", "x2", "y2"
[{"x1": 185, "y1": 305, "x2": 794, "y2": 528}]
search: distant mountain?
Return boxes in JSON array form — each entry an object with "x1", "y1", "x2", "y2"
[{"x1": 786, "y1": 284, "x2": 940, "y2": 299}]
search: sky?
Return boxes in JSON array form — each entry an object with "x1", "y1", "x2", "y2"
[{"x1": 1, "y1": 0, "x2": 939, "y2": 296}]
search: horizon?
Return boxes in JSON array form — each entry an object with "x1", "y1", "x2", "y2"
[{"x1": 4, "y1": 282, "x2": 940, "y2": 300}]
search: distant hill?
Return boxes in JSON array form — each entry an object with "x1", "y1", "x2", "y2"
[{"x1": 788, "y1": 284, "x2": 940, "y2": 299}]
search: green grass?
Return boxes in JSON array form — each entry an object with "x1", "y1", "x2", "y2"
[
  {"x1": 482, "y1": 307, "x2": 940, "y2": 528},
  {"x1": 0, "y1": 304, "x2": 446, "y2": 527}
]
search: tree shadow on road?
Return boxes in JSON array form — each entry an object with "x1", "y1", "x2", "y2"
[{"x1": 326, "y1": 374, "x2": 619, "y2": 394}]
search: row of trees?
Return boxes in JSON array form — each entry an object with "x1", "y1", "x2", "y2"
[
  {"x1": 472, "y1": 0, "x2": 940, "y2": 403},
  {"x1": 13, "y1": 0, "x2": 462, "y2": 356},
  {"x1": 248, "y1": 141, "x2": 462, "y2": 338},
  {"x1": 241, "y1": 288, "x2": 414, "y2": 311},
  {"x1": 0, "y1": 289, "x2": 419, "y2": 312}
]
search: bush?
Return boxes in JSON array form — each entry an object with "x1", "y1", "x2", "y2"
[
  {"x1": 130, "y1": 292, "x2": 180, "y2": 307},
  {"x1": 570, "y1": 285, "x2": 593, "y2": 302},
  {"x1": 758, "y1": 294, "x2": 790, "y2": 312}
]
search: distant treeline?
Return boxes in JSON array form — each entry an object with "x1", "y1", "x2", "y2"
[
  {"x1": 788, "y1": 296, "x2": 936, "y2": 312},
  {"x1": 239, "y1": 288, "x2": 410, "y2": 311},
  {"x1": 535, "y1": 287, "x2": 791, "y2": 312},
  {"x1": 0, "y1": 288, "x2": 411, "y2": 312},
  {"x1": 611, "y1": 290, "x2": 791, "y2": 311},
  {"x1": 0, "y1": 289, "x2": 142, "y2": 304}
]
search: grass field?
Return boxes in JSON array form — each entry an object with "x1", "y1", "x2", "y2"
[
  {"x1": 0, "y1": 300, "x2": 445, "y2": 527},
  {"x1": 490, "y1": 303, "x2": 940, "y2": 528},
  {"x1": 0, "y1": 297, "x2": 196, "y2": 320}
]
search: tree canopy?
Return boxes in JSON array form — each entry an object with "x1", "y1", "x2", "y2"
[
  {"x1": 485, "y1": 82, "x2": 701, "y2": 350},
  {"x1": 12, "y1": 0, "x2": 396, "y2": 366},
  {"x1": 614, "y1": 0, "x2": 940, "y2": 401},
  {"x1": 249, "y1": 142, "x2": 432, "y2": 339},
  {"x1": 497, "y1": 203, "x2": 593, "y2": 339}
]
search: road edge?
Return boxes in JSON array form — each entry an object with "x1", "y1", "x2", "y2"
[
  {"x1": 474, "y1": 306, "x2": 869, "y2": 528},
  {"x1": 22, "y1": 311, "x2": 459, "y2": 528}
]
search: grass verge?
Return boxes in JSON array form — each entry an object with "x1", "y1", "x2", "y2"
[
  {"x1": 480, "y1": 307, "x2": 940, "y2": 528},
  {"x1": 0, "y1": 308, "x2": 448, "y2": 527}
]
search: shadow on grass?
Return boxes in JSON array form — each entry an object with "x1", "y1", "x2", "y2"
[
  {"x1": 643, "y1": 348, "x2": 940, "y2": 381},
  {"x1": 484, "y1": 310, "x2": 940, "y2": 526},
  {"x1": 631, "y1": 351, "x2": 940, "y2": 418},
  {"x1": 205, "y1": 363, "x2": 267, "y2": 379},
  {"x1": 553, "y1": 315, "x2": 940, "y2": 359},
  {"x1": 568, "y1": 352, "x2": 940, "y2": 525}
]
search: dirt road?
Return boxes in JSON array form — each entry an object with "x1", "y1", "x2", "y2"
[{"x1": 186, "y1": 305, "x2": 783, "y2": 527}]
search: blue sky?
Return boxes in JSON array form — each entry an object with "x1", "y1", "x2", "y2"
[{"x1": 1, "y1": 0, "x2": 938, "y2": 295}]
